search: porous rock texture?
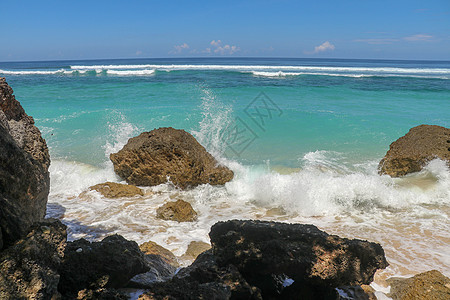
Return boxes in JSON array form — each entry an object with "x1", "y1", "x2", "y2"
[
  {"x1": 379, "y1": 125, "x2": 450, "y2": 177},
  {"x1": 110, "y1": 127, "x2": 233, "y2": 189},
  {"x1": 0, "y1": 219, "x2": 67, "y2": 300},
  {"x1": 0, "y1": 77, "x2": 50, "y2": 249}
]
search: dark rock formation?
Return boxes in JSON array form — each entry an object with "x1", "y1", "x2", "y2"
[
  {"x1": 387, "y1": 270, "x2": 450, "y2": 300},
  {"x1": 75, "y1": 288, "x2": 128, "y2": 300},
  {"x1": 139, "y1": 250, "x2": 262, "y2": 300},
  {"x1": 84, "y1": 181, "x2": 144, "y2": 198},
  {"x1": 0, "y1": 219, "x2": 67, "y2": 300},
  {"x1": 140, "y1": 241, "x2": 179, "y2": 267},
  {"x1": 127, "y1": 254, "x2": 177, "y2": 288},
  {"x1": 379, "y1": 125, "x2": 450, "y2": 177},
  {"x1": 110, "y1": 127, "x2": 233, "y2": 189},
  {"x1": 0, "y1": 77, "x2": 50, "y2": 249},
  {"x1": 156, "y1": 199, "x2": 198, "y2": 222},
  {"x1": 58, "y1": 234, "x2": 149, "y2": 296},
  {"x1": 209, "y1": 220, "x2": 388, "y2": 298}
]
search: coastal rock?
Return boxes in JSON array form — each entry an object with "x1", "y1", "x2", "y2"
[
  {"x1": 0, "y1": 78, "x2": 50, "y2": 248},
  {"x1": 0, "y1": 219, "x2": 67, "y2": 300},
  {"x1": 86, "y1": 182, "x2": 144, "y2": 198},
  {"x1": 58, "y1": 234, "x2": 149, "y2": 295},
  {"x1": 156, "y1": 199, "x2": 198, "y2": 222},
  {"x1": 182, "y1": 241, "x2": 212, "y2": 261},
  {"x1": 139, "y1": 250, "x2": 262, "y2": 300},
  {"x1": 110, "y1": 127, "x2": 234, "y2": 189},
  {"x1": 379, "y1": 125, "x2": 450, "y2": 177},
  {"x1": 209, "y1": 220, "x2": 388, "y2": 298},
  {"x1": 387, "y1": 270, "x2": 450, "y2": 300},
  {"x1": 140, "y1": 241, "x2": 178, "y2": 267},
  {"x1": 76, "y1": 288, "x2": 128, "y2": 300},
  {"x1": 127, "y1": 254, "x2": 176, "y2": 288}
]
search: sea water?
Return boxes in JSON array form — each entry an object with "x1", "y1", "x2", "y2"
[{"x1": 1, "y1": 58, "x2": 449, "y2": 291}]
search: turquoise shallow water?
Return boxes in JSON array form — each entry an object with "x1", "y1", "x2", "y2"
[
  {"x1": 1, "y1": 58, "x2": 450, "y2": 285},
  {"x1": 2, "y1": 58, "x2": 449, "y2": 167}
]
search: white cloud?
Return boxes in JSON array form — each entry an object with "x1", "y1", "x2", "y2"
[
  {"x1": 135, "y1": 50, "x2": 142, "y2": 56},
  {"x1": 169, "y1": 43, "x2": 190, "y2": 54},
  {"x1": 208, "y1": 40, "x2": 240, "y2": 55},
  {"x1": 354, "y1": 38, "x2": 399, "y2": 45},
  {"x1": 312, "y1": 41, "x2": 335, "y2": 53},
  {"x1": 403, "y1": 34, "x2": 433, "y2": 41}
]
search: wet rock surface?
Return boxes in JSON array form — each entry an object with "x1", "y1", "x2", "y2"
[
  {"x1": 58, "y1": 234, "x2": 149, "y2": 296},
  {"x1": 110, "y1": 127, "x2": 234, "y2": 189},
  {"x1": 379, "y1": 124, "x2": 450, "y2": 177},
  {"x1": 0, "y1": 219, "x2": 66, "y2": 300},
  {"x1": 182, "y1": 241, "x2": 211, "y2": 261},
  {"x1": 139, "y1": 250, "x2": 262, "y2": 300},
  {"x1": 387, "y1": 270, "x2": 450, "y2": 300},
  {"x1": 156, "y1": 199, "x2": 198, "y2": 222},
  {"x1": 140, "y1": 241, "x2": 179, "y2": 267},
  {"x1": 85, "y1": 181, "x2": 144, "y2": 198},
  {"x1": 0, "y1": 78, "x2": 50, "y2": 249},
  {"x1": 209, "y1": 220, "x2": 388, "y2": 298}
]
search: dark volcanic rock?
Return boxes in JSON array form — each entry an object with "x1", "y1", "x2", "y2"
[
  {"x1": 139, "y1": 240, "x2": 179, "y2": 267},
  {"x1": 58, "y1": 234, "x2": 149, "y2": 295},
  {"x1": 127, "y1": 254, "x2": 176, "y2": 288},
  {"x1": 209, "y1": 220, "x2": 388, "y2": 298},
  {"x1": 387, "y1": 270, "x2": 450, "y2": 300},
  {"x1": 139, "y1": 250, "x2": 262, "y2": 300},
  {"x1": 379, "y1": 124, "x2": 450, "y2": 177},
  {"x1": 0, "y1": 77, "x2": 50, "y2": 248},
  {"x1": 0, "y1": 219, "x2": 67, "y2": 300},
  {"x1": 110, "y1": 127, "x2": 234, "y2": 189}
]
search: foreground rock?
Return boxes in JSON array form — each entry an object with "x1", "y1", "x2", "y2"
[
  {"x1": 156, "y1": 199, "x2": 198, "y2": 222},
  {"x1": 0, "y1": 219, "x2": 66, "y2": 300},
  {"x1": 379, "y1": 125, "x2": 450, "y2": 177},
  {"x1": 388, "y1": 270, "x2": 450, "y2": 300},
  {"x1": 58, "y1": 234, "x2": 149, "y2": 296},
  {"x1": 210, "y1": 220, "x2": 388, "y2": 298},
  {"x1": 140, "y1": 241, "x2": 179, "y2": 267},
  {"x1": 85, "y1": 182, "x2": 144, "y2": 198},
  {"x1": 110, "y1": 127, "x2": 234, "y2": 189},
  {"x1": 139, "y1": 250, "x2": 262, "y2": 300},
  {"x1": 0, "y1": 78, "x2": 50, "y2": 248}
]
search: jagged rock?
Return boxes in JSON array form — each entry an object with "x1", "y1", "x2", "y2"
[
  {"x1": 379, "y1": 125, "x2": 450, "y2": 177},
  {"x1": 85, "y1": 182, "x2": 144, "y2": 198},
  {"x1": 337, "y1": 285, "x2": 376, "y2": 300},
  {"x1": 139, "y1": 250, "x2": 262, "y2": 300},
  {"x1": 156, "y1": 199, "x2": 198, "y2": 222},
  {"x1": 182, "y1": 241, "x2": 211, "y2": 261},
  {"x1": 58, "y1": 234, "x2": 149, "y2": 296},
  {"x1": 0, "y1": 78, "x2": 50, "y2": 249},
  {"x1": 140, "y1": 241, "x2": 178, "y2": 267},
  {"x1": 387, "y1": 270, "x2": 450, "y2": 300},
  {"x1": 0, "y1": 219, "x2": 67, "y2": 300},
  {"x1": 127, "y1": 254, "x2": 177, "y2": 288},
  {"x1": 110, "y1": 127, "x2": 234, "y2": 189},
  {"x1": 76, "y1": 288, "x2": 128, "y2": 300},
  {"x1": 209, "y1": 220, "x2": 388, "y2": 298}
]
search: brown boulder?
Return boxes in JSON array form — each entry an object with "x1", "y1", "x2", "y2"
[
  {"x1": 0, "y1": 78, "x2": 50, "y2": 248},
  {"x1": 0, "y1": 219, "x2": 67, "y2": 300},
  {"x1": 140, "y1": 241, "x2": 178, "y2": 267},
  {"x1": 182, "y1": 241, "x2": 211, "y2": 261},
  {"x1": 110, "y1": 127, "x2": 233, "y2": 189},
  {"x1": 156, "y1": 199, "x2": 198, "y2": 222},
  {"x1": 388, "y1": 270, "x2": 450, "y2": 300},
  {"x1": 379, "y1": 125, "x2": 450, "y2": 177},
  {"x1": 86, "y1": 182, "x2": 144, "y2": 198}
]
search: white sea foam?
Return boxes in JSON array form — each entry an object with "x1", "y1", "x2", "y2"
[
  {"x1": 69, "y1": 64, "x2": 450, "y2": 76},
  {"x1": 106, "y1": 69, "x2": 155, "y2": 76}
]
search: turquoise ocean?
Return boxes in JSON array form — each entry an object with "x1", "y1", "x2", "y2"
[{"x1": 1, "y1": 58, "x2": 449, "y2": 293}]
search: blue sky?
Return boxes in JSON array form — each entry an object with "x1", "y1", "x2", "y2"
[{"x1": 1, "y1": 0, "x2": 449, "y2": 61}]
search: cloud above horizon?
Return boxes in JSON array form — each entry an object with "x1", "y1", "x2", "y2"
[
  {"x1": 403, "y1": 34, "x2": 433, "y2": 41},
  {"x1": 355, "y1": 34, "x2": 434, "y2": 44},
  {"x1": 305, "y1": 41, "x2": 335, "y2": 54},
  {"x1": 204, "y1": 40, "x2": 240, "y2": 55},
  {"x1": 169, "y1": 43, "x2": 190, "y2": 54}
]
